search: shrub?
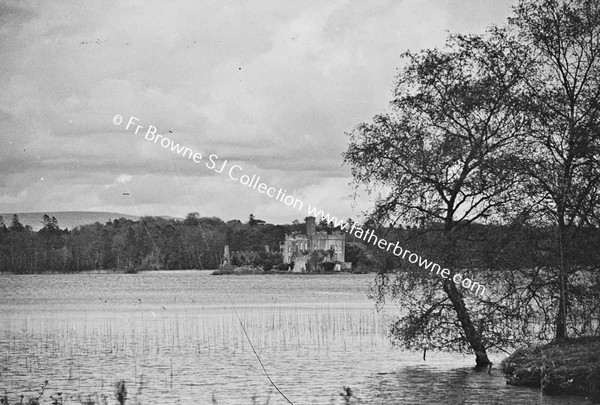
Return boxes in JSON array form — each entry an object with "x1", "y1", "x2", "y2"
[
  {"x1": 321, "y1": 262, "x2": 337, "y2": 272},
  {"x1": 274, "y1": 263, "x2": 290, "y2": 271}
]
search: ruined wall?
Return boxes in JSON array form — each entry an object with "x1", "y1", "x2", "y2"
[{"x1": 281, "y1": 218, "x2": 347, "y2": 265}]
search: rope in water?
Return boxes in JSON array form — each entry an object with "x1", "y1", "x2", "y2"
[{"x1": 227, "y1": 293, "x2": 294, "y2": 404}]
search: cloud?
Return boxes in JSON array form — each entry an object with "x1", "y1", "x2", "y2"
[
  {"x1": 104, "y1": 173, "x2": 133, "y2": 189},
  {"x1": 115, "y1": 174, "x2": 132, "y2": 184},
  {"x1": 0, "y1": 0, "x2": 517, "y2": 223}
]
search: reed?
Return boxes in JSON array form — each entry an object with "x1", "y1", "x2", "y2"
[
  {"x1": 2, "y1": 302, "x2": 380, "y2": 404},
  {"x1": 2, "y1": 382, "x2": 358, "y2": 404}
]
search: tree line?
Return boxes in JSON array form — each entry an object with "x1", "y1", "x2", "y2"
[{"x1": 0, "y1": 213, "x2": 291, "y2": 273}]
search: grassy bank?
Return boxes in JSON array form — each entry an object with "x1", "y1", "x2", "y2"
[{"x1": 501, "y1": 337, "x2": 600, "y2": 402}]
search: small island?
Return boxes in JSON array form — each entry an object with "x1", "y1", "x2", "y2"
[
  {"x1": 214, "y1": 216, "x2": 353, "y2": 274},
  {"x1": 502, "y1": 337, "x2": 600, "y2": 402}
]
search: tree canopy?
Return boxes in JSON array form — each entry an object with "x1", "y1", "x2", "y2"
[{"x1": 344, "y1": 0, "x2": 600, "y2": 366}]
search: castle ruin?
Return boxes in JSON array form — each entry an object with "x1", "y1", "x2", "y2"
[{"x1": 280, "y1": 216, "x2": 351, "y2": 272}]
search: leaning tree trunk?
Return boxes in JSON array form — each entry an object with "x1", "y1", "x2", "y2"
[
  {"x1": 443, "y1": 279, "x2": 492, "y2": 368},
  {"x1": 443, "y1": 227, "x2": 492, "y2": 368}
]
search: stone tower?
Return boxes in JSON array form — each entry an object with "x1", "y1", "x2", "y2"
[
  {"x1": 305, "y1": 216, "x2": 316, "y2": 251},
  {"x1": 222, "y1": 245, "x2": 231, "y2": 266},
  {"x1": 305, "y1": 216, "x2": 316, "y2": 236}
]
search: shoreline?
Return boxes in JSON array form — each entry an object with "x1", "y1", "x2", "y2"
[
  {"x1": 211, "y1": 266, "x2": 367, "y2": 275},
  {"x1": 501, "y1": 337, "x2": 600, "y2": 402},
  {"x1": 0, "y1": 269, "x2": 371, "y2": 276}
]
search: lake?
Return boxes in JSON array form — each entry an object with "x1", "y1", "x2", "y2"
[{"x1": 0, "y1": 271, "x2": 591, "y2": 404}]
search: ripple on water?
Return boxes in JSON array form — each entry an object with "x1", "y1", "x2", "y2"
[{"x1": 0, "y1": 273, "x2": 593, "y2": 404}]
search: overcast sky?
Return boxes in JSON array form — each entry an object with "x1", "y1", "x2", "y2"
[{"x1": 0, "y1": 0, "x2": 517, "y2": 224}]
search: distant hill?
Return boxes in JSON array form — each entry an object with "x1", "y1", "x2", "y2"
[{"x1": 0, "y1": 211, "x2": 141, "y2": 231}]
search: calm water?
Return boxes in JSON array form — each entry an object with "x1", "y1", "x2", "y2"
[{"x1": 0, "y1": 272, "x2": 591, "y2": 404}]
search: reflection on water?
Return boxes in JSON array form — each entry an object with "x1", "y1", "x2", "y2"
[{"x1": 0, "y1": 272, "x2": 591, "y2": 404}]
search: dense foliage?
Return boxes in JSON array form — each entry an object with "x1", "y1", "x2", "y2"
[
  {"x1": 344, "y1": 0, "x2": 600, "y2": 365},
  {"x1": 0, "y1": 213, "x2": 288, "y2": 273}
]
